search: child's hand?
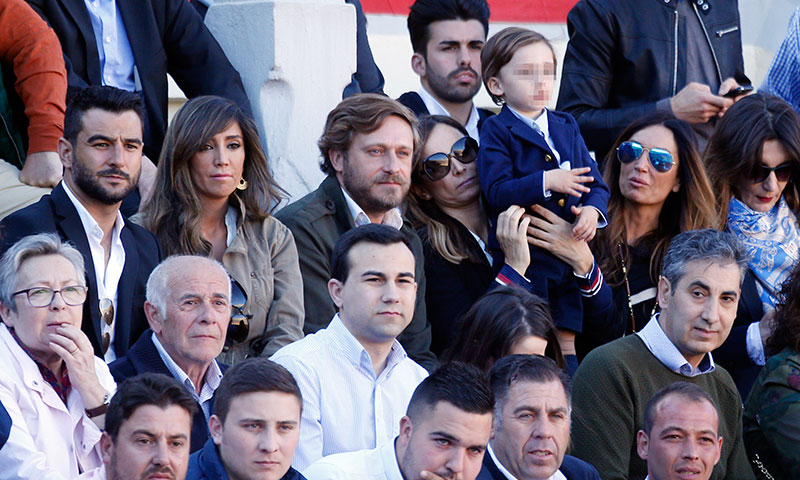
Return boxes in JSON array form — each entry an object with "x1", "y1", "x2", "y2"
[
  {"x1": 544, "y1": 167, "x2": 593, "y2": 198},
  {"x1": 571, "y1": 205, "x2": 599, "y2": 241}
]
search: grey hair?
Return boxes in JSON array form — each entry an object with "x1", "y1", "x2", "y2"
[
  {"x1": 661, "y1": 229, "x2": 749, "y2": 288},
  {"x1": 488, "y1": 354, "x2": 571, "y2": 421},
  {"x1": 145, "y1": 255, "x2": 231, "y2": 317},
  {"x1": 0, "y1": 233, "x2": 86, "y2": 313}
]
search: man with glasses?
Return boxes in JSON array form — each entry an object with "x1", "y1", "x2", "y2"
[
  {"x1": 0, "y1": 85, "x2": 162, "y2": 363},
  {"x1": 570, "y1": 229, "x2": 755, "y2": 480},
  {"x1": 109, "y1": 255, "x2": 231, "y2": 453},
  {"x1": 275, "y1": 94, "x2": 436, "y2": 371},
  {"x1": 0, "y1": 233, "x2": 116, "y2": 478}
]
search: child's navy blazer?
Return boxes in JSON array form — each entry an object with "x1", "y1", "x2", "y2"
[{"x1": 477, "y1": 105, "x2": 609, "y2": 222}]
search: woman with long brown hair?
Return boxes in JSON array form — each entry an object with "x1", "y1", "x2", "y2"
[
  {"x1": 529, "y1": 112, "x2": 716, "y2": 357},
  {"x1": 139, "y1": 96, "x2": 303, "y2": 363}
]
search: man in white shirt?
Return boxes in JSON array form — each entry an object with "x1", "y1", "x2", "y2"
[
  {"x1": 303, "y1": 361, "x2": 494, "y2": 480},
  {"x1": 478, "y1": 355, "x2": 600, "y2": 480},
  {"x1": 0, "y1": 85, "x2": 162, "y2": 363},
  {"x1": 109, "y1": 255, "x2": 231, "y2": 453},
  {"x1": 271, "y1": 224, "x2": 429, "y2": 470},
  {"x1": 275, "y1": 94, "x2": 435, "y2": 370},
  {"x1": 80, "y1": 373, "x2": 196, "y2": 480},
  {"x1": 397, "y1": 0, "x2": 493, "y2": 140},
  {"x1": 637, "y1": 382, "x2": 723, "y2": 480}
]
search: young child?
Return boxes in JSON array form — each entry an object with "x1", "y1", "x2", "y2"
[{"x1": 477, "y1": 27, "x2": 609, "y2": 369}]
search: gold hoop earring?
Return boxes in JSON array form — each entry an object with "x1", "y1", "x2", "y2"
[{"x1": 237, "y1": 178, "x2": 248, "y2": 191}]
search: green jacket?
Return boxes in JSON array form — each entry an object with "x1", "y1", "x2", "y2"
[{"x1": 0, "y1": 62, "x2": 26, "y2": 168}]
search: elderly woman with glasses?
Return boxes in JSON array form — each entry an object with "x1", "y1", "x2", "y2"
[
  {"x1": 528, "y1": 112, "x2": 716, "y2": 359},
  {"x1": 705, "y1": 93, "x2": 800, "y2": 397},
  {"x1": 406, "y1": 115, "x2": 545, "y2": 356},
  {"x1": 0, "y1": 233, "x2": 116, "y2": 478}
]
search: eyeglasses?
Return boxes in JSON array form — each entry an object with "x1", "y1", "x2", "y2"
[
  {"x1": 421, "y1": 136, "x2": 479, "y2": 181},
  {"x1": 226, "y1": 278, "x2": 251, "y2": 347},
  {"x1": 99, "y1": 298, "x2": 114, "y2": 354},
  {"x1": 13, "y1": 285, "x2": 87, "y2": 307},
  {"x1": 616, "y1": 141, "x2": 676, "y2": 173},
  {"x1": 749, "y1": 163, "x2": 794, "y2": 183}
]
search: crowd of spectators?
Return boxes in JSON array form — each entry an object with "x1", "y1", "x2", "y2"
[{"x1": 0, "y1": 0, "x2": 799, "y2": 479}]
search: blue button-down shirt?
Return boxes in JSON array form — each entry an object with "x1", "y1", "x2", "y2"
[
  {"x1": 83, "y1": 0, "x2": 136, "y2": 91},
  {"x1": 637, "y1": 315, "x2": 715, "y2": 377}
]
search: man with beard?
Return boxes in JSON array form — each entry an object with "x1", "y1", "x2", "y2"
[
  {"x1": 79, "y1": 373, "x2": 196, "y2": 480},
  {"x1": 303, "y1": 361, "x2": 493, "y2": 480},
  {"x1": 275, "y1": 94, "x2": 435, "y2": 371},
  {"x1": 398, "y1": 0, "x2": 492, "y2": 140},
  {"x1": 0, "y1": 85, "x2": 162, "y2": 363}
]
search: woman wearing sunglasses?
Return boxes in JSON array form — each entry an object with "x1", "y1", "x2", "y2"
[
  {"x1": 138, "y1": 96, "x2": 304, "y2": 364},
  {"x1": 529, "y1": 112, "x2": 716, "y2": 358},
  {"x1": 407, "y1": 115, "x2": 534, "y2": 356},
  {"x1": 705, "y1": 93, "x2": 800, "y2": 397}
]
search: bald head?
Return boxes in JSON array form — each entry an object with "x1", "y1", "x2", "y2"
[{"x1": 146, "y1": 255, "x2": 231, "y2": 318}]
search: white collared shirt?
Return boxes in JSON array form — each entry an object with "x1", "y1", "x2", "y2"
[
  {"x1": 270, "y1": 314, "x2": 428, "y2": 470},
  {"x1": 63, "y1": 182, "x2": 126, "y2": 362},
  {"x1": 636, "y1": 315, "x2": 715, "y2": 377},
  {"x1": 418, "y1": 86, "x2": 481, "y2": 142},
  {"x1": 487, "y1": 444, "x2": 567, "y2": 480},
  {"x1": 341, "y1": 186, "x2": 404, "y2": 229},
  {"x1": 303, "y1": 438, "x2": 404, "y2": 480},
  {"x1": 151, "y1": 332, "x2": 224, "y2": 421}
]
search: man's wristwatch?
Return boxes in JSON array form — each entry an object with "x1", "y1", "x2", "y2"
[{"x1": 86, "y1": 392, "x2": 110, "y2": 418}]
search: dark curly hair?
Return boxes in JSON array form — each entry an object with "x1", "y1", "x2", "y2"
[{"x1": 767, "y1": 261, "x2": 800, "y2": 356}]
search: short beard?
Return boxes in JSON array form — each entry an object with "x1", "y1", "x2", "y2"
[
  {"x1": 425, "y1": 62, "x2": 482, "y2": 105},
  {"x1": 72, "y1": 156, "x2": 139, "y2": 206},
  {"x1": 107, "y1": 451, "x2": 177, "y2": 480},
  {"x1": 341, "y1": 158, "x2": 409, "y2": 215}
]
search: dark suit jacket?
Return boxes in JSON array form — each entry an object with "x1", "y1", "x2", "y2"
[
  {"x1": 109, "y1": 330, "x2": 229, "y2": 453},
  {"x1": 25, "y1": 0, "x2": 251, "y2": 160},
  {"x1": 0, "y1": 182, "x2": 161, "y2": 358},
  {"x1": 275, "y1": 175, "x2": 436, "y2": 371},
  {"x1": 397, "y1": 91, "x2": 493, "y2": 133},
  {"x1": 477, "y1": 106, "x2": 609, "y2": 332},
  {"x1": 714, "y1": 269, "x2": 764, "y2": 399},
  {"x1": 477, "y1": 450, "x2": 601, "y2": 480},
  {"x1": 0, "y1": 400, "x2": 10, "y2": 450}
]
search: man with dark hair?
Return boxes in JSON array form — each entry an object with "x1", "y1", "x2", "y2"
[
  {"x1": 637, "y1": 382, "x2": 723, "y2": 480},
  {"x1": 188, "y1": 358, "x2": 306, "y2": 480},
  {"x1": 110, "y1": 255, "x2": 231, "y2": 454},
  {"x1": 275, "y1": 94, "x2": 435, "y2": 370},
  {"x1": 0, "y1": 85, "x2": 162, "y2": 362},
  {"x1": 398, "y1": 0, "x2": 492, "y2": 139},
  {"x1": 80, "y1": 373, "x2": 197, "y2": 480},
  {"x1": 556, "y1": 0, "x2": 749, "y2": 160},
  {"x1": 479, "y1": 354, "x2": 600, "y2": 480},
  {"x1": 271, "y1": 224, "x2": 429, "y2": 470},
  {"x1": 570, "y1": 229, "x2": 755, "y2": 480},
  {"x1": 304, "y1": 361, "x2": 493, "y2": 480}
]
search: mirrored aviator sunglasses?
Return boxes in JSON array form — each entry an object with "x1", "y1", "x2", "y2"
[
  {"x1": 749, "y1": 163, "x2": 794, "y2": 183},
  {"x1": 616, "y1": 141, "x2": 675, "y2": 173},
  {"x1": 422, "y1": 136, "x2": 479, "y2": 181}
]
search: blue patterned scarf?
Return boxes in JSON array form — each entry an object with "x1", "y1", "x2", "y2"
[{"x1": 727, "y1": 197, "x2": 800, "y2": 312}]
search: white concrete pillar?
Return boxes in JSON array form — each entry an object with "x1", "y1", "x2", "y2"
[{"x1": 205, "y1": 0, "x2": 356, "y2": 202}]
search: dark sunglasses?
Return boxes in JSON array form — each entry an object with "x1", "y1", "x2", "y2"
[
  {"x1": 422, "y1": 136, "x2": 479, "y2": 181},
  {"x1": 226, "y1": 277, "x2": 251, "y2": 348},
  {"x1": 749, "y1": 163, "x2": 794, "y2": 183},
  {"x1": 616, "y1": 141, "x2": 676, "y2": 173}
]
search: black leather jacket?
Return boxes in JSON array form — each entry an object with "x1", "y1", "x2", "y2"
[{"x1": 556, "y1": 0, "x2": 748, "y2": 159}]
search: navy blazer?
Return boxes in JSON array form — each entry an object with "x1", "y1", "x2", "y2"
[
  {"x1": 477, "y1": 106, "x2": 608, "y2": 222},
  {"x1": 0, "y1": 400, "x2": 10, "y2": 450},
  {"x1": 477, "y1": 450, "x2": 601, "y2": 480},
  {"x1": 109, "y1": 330, "x2": 229, "y2": 453},
  {"x1": 0, "y1": 182, "x2": 161, "y2": 358},
  {"x1": 25, "y1": 0, "x2": 251, "y2": 160},
  {"x1": 397, "y1": 91, "x2": 494, "y2": 132},
  {"x1": 188, "y1": 437, "x2": 307, "y2": 480}
]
